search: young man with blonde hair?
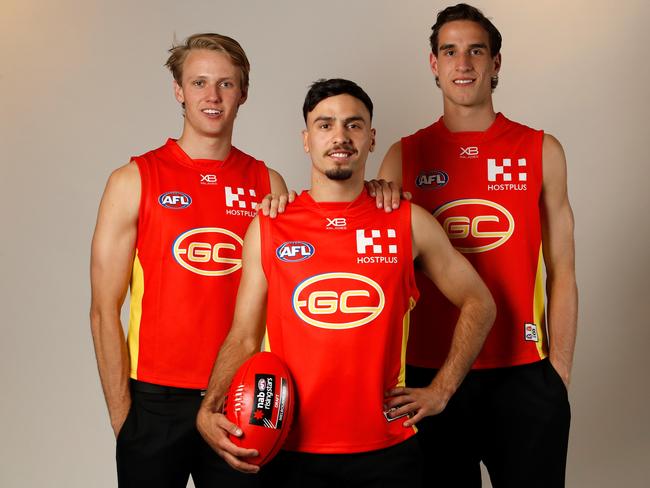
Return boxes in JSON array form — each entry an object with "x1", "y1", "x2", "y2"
[{"x1": 90, "y1": 33, "x2": 287, "y2": 487}]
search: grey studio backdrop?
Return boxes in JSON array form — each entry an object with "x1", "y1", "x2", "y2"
[{"x1": 1, "y1": 0, "x2": 648, "y2": 486}]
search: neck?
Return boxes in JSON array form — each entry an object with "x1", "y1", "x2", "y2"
[
  {"x1": 441, "y1": 97, "x2": 497, "y2": 132},
  {"x1": 176, "y1": 126, "x2": 233, "y2": 160},
  {"x1": 308, "y1": 171, "x2": 365, "y2": 203}
]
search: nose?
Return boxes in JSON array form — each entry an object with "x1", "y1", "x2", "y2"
[
  {"x1": 206, "y1": 83, "x2": 222, "y2": 102},
  {"x1": 332, "y1": 124, "x2": 351, "y2": 145},
  {"x1": 456, "y1": 52, "x2": 473, "y2": 71}
]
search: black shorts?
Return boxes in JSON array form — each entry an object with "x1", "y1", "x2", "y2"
[
  {"x1": 261, "y1": 436, "x2": 422, "y2": 488},
  {"x1": 407, "y1": 359, "x2": 570, "y2": 488},
  {"x1": 116, "y1": 380, "x2": 259, "y2": 488}
]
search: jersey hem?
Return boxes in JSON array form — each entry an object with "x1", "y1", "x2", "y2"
[{"x1": 283, "y1": 430, "x2": 415, "y2": 454}]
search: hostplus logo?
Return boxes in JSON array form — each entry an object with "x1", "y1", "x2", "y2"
[
  {"x1": 355, "y1": 229, "x2": 398, "y2": 264},
  {"x1": 487, "y1": 158, "x2": 528, "y2": 191},
  {"x1": 225, "y1": 187, "x2": 260, "y2": 217}
]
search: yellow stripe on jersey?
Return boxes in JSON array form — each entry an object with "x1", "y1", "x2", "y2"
[
  {"x1": 128, "y1": 251, "x2": 144, "y2": 379},
  {"x1": 533, "y1": 245, "x2": 548, "y2": 359},
  {"x1": 397, "y1": 296, "x2": 418, "y2": 388},
  {"x1": 262, "y1": 329, "x2": 271, "y2": 352},
  {"x1": 400, "y1": 296, "x2": 418, "y2": 433}
]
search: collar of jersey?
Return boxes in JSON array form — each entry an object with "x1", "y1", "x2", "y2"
[
  {"x1": 298, "y1": 189, "x2": 369, "y2": 214},
  {"x1": 165, "y1": 138, "x2": 235, "y2": 170},
  {"x1": 435, "y1": 112, "x2": 509, "y2": 143}
]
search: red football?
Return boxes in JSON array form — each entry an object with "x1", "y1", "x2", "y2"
[{"x1": 223, "y1": 351, "x2": 295, "y2": 466}]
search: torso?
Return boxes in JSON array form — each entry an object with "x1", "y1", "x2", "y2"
[
  {"x1": 260, "y1": 191, "x2": 418, "y2": 453},
  {"x1": 402, "y1": 113, "x2": 547, "y2": 369},
  {"x1": 128, "y1": 138, "x2": 270, "y2": 388}
]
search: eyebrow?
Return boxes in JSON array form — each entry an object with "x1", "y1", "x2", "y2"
[
  {"x1": 439, "y1": 42, "x2": 488, "y2": 51},
  {"x1": 312, "y1": 115, "x2": 366, "y2": 124}
]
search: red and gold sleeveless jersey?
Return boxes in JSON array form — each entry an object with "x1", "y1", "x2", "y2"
[
  {"x1": 259, "y1": 191, "x2": 419, "y2": 453},
  {"x1": 128, "y1": 138, "x2": 270, "y2": 389},
  {"x1": 402, "y1": 113, "x2": 546, "y2": 369}
]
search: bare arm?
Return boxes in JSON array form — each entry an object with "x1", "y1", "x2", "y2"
[
  {"x1": 196, "y1": 216, "x2": 268, "y2": 473},
  {"x1": 541, "y1": 134, "x2": 578, "y2": 387},
  {"x1": 89, "y1": 162, "x2": 140, "y2": 437},
  {"x1": 385, "y1": 204, "x2": 495, "y2": 426}
]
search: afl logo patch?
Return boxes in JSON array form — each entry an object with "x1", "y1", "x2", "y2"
[
  {"x1": 292, "y1": 272, "x2": 385, "y2": 330},
  {"x1": 172, "y1": 227, "x2": 243, "y2": 276},
  {"x1": 415, "y1": 170, "x2": 449, "y2": 189},
  {"x1": 433, "y1": 199, "x2": 514, "y2": 253},
  {"x1": 159, "y1": 191, "x2": 192, "y2": 209},
  {"x1": 276, "y1": 241, "x2": 315, "y2": 262}
]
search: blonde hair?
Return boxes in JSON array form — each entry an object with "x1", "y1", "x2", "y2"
[{"x1": 165, "y1": 33, "x2": 250, "y2": 96}]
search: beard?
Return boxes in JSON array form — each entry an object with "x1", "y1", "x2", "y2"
[{"x1": 324, "y1": 168, "x2": 353, "y2": 180}]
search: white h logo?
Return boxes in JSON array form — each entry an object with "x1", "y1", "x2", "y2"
[
  {"x1": 225, "y1": 187, "x2": 258, "y2": 209},
  {"x1": 487, "y1": 158, "x2": 527, "y2": 182},
  {"x1": 356, "y1": 229, "x2": 397, "y2": 254}
]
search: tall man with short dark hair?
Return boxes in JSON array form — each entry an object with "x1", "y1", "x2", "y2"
[{"x1": 379, "y1": 4, "x2": 577, "y2": 487}]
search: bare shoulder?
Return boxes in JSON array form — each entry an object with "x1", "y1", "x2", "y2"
[
  {"x1": 98, "y1": 161, "x2": 140, "y2": 220},
  {"x1": 106, "y1": 160, "x2": 140, "y2": 193},
  {"x1": 267, "y1": 167, "x2": 288, "y2": 194},
  {"x1": 542, "y1": 133, "x2": 568, "y2": 187}
]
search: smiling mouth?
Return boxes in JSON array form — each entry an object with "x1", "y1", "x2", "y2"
[
  {"x1": 327, "y1": 150, "x2": 356, "y2": 161},
  {"x1": 453, "y1": 79, "x2": 475, "y2": 85},
  {"x1": 202, "y1": 109, "x2": 223, "y2": 116}
]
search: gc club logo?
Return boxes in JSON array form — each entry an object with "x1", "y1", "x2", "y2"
[
  {"x1": 158, "y1": 191, "x2": 192, "y2": 209},
  {"x1": 276, "y1": 241, "x2": 315, "y2": 262},
  {"x1": 172, "y1": 227, "x2": 243, "y2": 276},
  {"x1": 433, "y1": 199, "x2": 514, "y2": 253},
  {"x1": 415, "y1": 170, "x2": 449, "y2": 189},
  {"x1": 292, "y1": 272, "x2": 385, "y2": 329}
]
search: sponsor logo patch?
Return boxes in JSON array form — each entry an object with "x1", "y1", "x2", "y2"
[
  {"x1": 524, "y1": 322, "x2": 539, "y2": 342},
  {"x1": 434, "y1": 199, "x2": 514, "y2": 253},
  {"x1": 249, "y1": 374, "x2": 290, "y2": 429},
  {"x1": 158, "y1": 191, "x2": 192, "y2": 209},
  {"x1": 355, "y1": 229, "x2": 398, "y2": 264},
  {"x1": 487, "y1": 158, "x2": 527, "y2": 191},
  {"x1": 172, "y1": 227, "x2": 243, "y2": 276},
  {"x1": 415, "y1": 170, "x2": 449, "y2": 189},
  {"x1": 460, "y1": 146, "x2": 479, "y2": 158},
  {"x1": 200, "y1": 174, "x2": 218, "y2": 185},
  {"x1": 326, "y1": 217, "x2": 347, "y2": 229},
  {"x1": 276, "y1": 241, "x2": 315, "y2": 262},
  {"x1": 292, "y1": 272, "x2": 385, "y2": 329}
]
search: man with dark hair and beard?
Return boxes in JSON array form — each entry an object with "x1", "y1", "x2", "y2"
[{"x1": 196, "y1": 78, "x2": 496, "y2": 487}]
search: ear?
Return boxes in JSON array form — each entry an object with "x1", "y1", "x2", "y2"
[
  {"x1": 369, "y1": 128, "x2": 376, "y2": 152},
  {"x1": 429, "y1": 52, "x2": 440, "y2": 77},
  {"x1": 302, "y1": 129, "x2": 310, "y2": 154},
  {"x1": 173, "y1": 80, "x2": 184, "y2": 104},
  {"x1": 493, "y1": 52, "x2": 502, "y2": 75},
  {"x1": 239, "y1": 87, "x2": 248, "y2": 106}
]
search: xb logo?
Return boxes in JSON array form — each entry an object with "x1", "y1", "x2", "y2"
[
  {"x1": 326, "y1": 218, "x2": 346, "y2": 229},
  {"x1": 460, "y1": 146, "x2": 479, "y2": 157},
  {"x1": 292, "y1": 272, "x2": 385, "y2": 329},
  {"x1": 200, "y1": 174, "x2": 217, "y2": 184}
]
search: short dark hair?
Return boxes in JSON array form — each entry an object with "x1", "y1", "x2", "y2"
[
  {"x1": 302, "y1": 78, "x2": 374, "y2": 122},
  {"x1": 429, "y1": 3, "x2": 502, "y2": 57}
]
